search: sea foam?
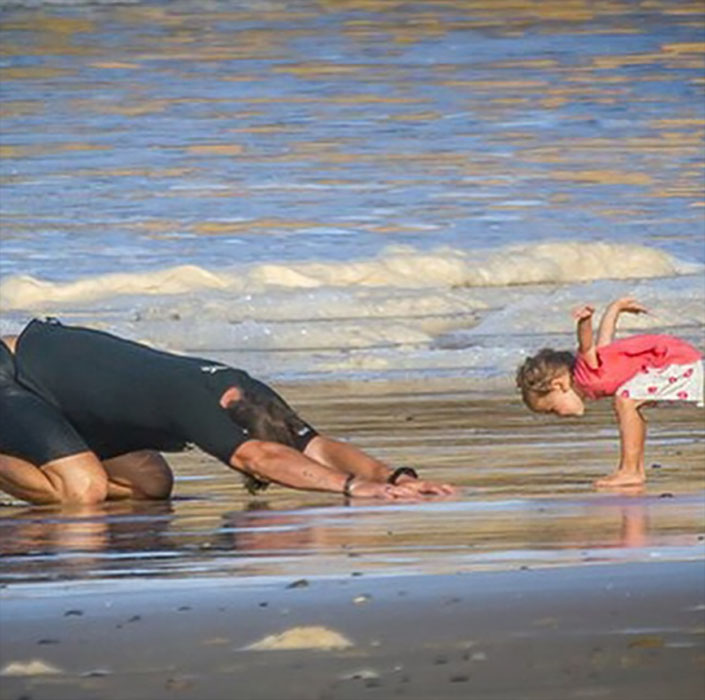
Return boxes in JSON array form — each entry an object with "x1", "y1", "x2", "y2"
[{"x1": 0, "y1": 241, "x2": 696, "y2": 311}]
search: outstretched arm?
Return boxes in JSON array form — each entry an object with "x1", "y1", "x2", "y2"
[
  {"x1": 596, "y1": 297, "x2": 648, "y2": 348},
  {"x1": 304, "y1": 435, "x2": 392, "y2": 482},
  {"x1": 573, "y1": 304, "x2": 598, "y2": 369},
  {"x1": 230, "y1": 439, "x2": 443, "y2": 499},
  {"x1": 304, "y1": 434, "x2": 454, "y2": 496}
]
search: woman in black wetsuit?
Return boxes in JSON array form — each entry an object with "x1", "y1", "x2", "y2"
[{"x1": 0, "y1": 319, "x2": 454, "y2": 505}]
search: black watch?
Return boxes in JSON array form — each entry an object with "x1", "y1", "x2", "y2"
[
  {"x1": 388, "y1": 467, "x2": 418, "y2": 484},
  {"x1": 343, "y1": 474, "x2": 356, "y2": 497}
]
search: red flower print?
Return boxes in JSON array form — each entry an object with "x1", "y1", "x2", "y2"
[
  {"x1": 683, "y1": 368, "x2": 694, "y2": 378},
  {"x1": 677, "y1": 391, "x2": 688, "y2": 399},
  {"x1": 648, "y1": 386, "x2": 658, "y2": 394},
  {"x1": 620, "y1": 390, "x2": 630, "y2": 398},
  {"x1": 669, "y1": 376, "x2": 678, "y2": 384}
]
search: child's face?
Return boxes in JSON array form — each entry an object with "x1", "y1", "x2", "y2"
[{"x1": 532, "y1": 373, "x2": 585, "y2": 417}]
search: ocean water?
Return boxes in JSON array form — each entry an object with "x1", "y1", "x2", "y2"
[{"x1": 0, "y1": 0, "x2": 704, "y2": 385}]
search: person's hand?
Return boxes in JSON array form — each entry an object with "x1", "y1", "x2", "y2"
[
  {"x1": 346, "y1": 479, "x2": 401, "y2": 500},
  {"x1": 612, "y1": 297, "x2": 648, "y2": 315},
  {"x1": 392, "y1": 477, "x2": 456, "y2": 497},
  {"x1": 572, "y1": 304, "x2": 595, "y2": 321},
  {"x1": 346, "y1": 478, "x2": 455, "y2": 500}
]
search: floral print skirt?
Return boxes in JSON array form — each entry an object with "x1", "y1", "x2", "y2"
[{"x1": 617, "y1": 361, "x2": 704, "y2": 407}]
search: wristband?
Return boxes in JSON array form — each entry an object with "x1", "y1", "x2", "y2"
[
  {"x1": 388, "y1": 467, "x2": 418, "y2": 484},
  {"x1": 343, "y1": 474, "x2": 356, "y2": 498}
]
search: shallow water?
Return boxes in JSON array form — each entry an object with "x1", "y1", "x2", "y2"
[
  {"x1": 1, "y1": 0, "x2": 704, "y2": 385},
  {"x1": 2, "y1": 387, "x2": 703, "y2": 585},
  {"x1": 2, "y1": 0, "x2": 704, "y2": 275}
]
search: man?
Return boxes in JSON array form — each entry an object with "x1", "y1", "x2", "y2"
[{"x1": 0, "y1": 318, "x2": 454, "y2": 505}]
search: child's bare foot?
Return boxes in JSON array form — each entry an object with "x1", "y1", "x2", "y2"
[{"x1": 594, "y1": 470, "x2": 645, "y2": 488}]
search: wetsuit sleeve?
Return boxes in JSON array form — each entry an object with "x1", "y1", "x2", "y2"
[{"x1": 173, "y1": 390, "x2": 251, "y2": 465}]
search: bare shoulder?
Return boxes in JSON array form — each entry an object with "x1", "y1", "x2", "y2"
[{"x1": 1, "y1": 336, "x2": 18, "y2": 353}]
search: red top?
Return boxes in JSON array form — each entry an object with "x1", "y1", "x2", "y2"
[{"x1": 573, "y1": 334, "x2": 702, "y2": 400}]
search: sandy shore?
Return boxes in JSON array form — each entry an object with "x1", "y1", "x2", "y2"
[
  {"x1": 1, "y1": 383, "x2": 704, "y2": 699},
  {"x1": 1, "y1": 561, "x2": 704, "y2": 700}
]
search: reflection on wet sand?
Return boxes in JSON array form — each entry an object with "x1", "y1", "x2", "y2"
[
  {"x1": 0, "y1": 501, "x2": 174, "y2": 582},
  {"x1": 1, "y1": 491, "x2": 695, "y2": 582},
  {"x1": 219, "y1": 494, "x2": 665, "y2": 554}
]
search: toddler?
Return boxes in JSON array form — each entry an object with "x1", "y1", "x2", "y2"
[{"x1": 515, "y1": 297, "x2": 703, "y2": 487}]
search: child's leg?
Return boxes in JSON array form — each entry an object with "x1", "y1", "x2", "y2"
[{"x1": 595, "y1": 396, "x2": 647, "y2": 487}]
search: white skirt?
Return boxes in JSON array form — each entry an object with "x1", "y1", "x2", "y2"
[{"x1": 617, "y1": 361, "x2": 704, "y2": 407}]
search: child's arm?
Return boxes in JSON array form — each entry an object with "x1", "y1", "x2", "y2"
[
  {"x1": 573, "y1": 304, "x2": 598, "y2": 369},
  {"x1": 596, "y1": 297, "x2": 648, "y2": 348}
]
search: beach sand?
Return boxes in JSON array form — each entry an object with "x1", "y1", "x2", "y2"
[
  {"x1": 2, "y1": 562, "x2": 704, "y2": 700},
  {"x1": 1, "y1": 382, "x2": 704, "y2": 700}
]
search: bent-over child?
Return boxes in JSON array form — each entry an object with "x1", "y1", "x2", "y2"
[{"x1": 515, "y1": 297, "x2": 703, "y2": 487}]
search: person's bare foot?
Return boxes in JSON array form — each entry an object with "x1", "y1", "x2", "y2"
[{"x1": 594, "y1": 470, "x2": 645, "y2": 488}]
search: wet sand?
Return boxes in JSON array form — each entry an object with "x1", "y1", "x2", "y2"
[
  {"x1": 2, "y1": 561, "x2": 704, "y2": 700},
  {"x1": 1, "y1": 383, "x2": 704, "y2": 699}
]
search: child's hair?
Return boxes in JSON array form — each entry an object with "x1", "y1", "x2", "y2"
[{"x1": 515, "y1": 349, "x2": 576, "y2": 407}]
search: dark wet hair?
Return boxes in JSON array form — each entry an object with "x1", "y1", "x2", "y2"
[
  {"x1": 515, "y1": 348, "x2": 576, "y2": 409},
  {"x1": 224, "y1": 379, "x2": 309, "y2": 494}
]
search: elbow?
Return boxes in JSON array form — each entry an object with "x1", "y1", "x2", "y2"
[{"x1": 232, "y1": 439, "x2": 288, "y2": 474}]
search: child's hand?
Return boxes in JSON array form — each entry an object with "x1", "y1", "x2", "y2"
[
  {"x1": 572, "y1": 304, "x2": 595, "y2": 322},
  {"x1": 613, "y1": 297, "x2": 648, "y2": 315}
]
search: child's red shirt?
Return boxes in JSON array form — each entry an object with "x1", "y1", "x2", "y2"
[{"x1": 573, "y1": 334, "x2": 702, "y2": 400}]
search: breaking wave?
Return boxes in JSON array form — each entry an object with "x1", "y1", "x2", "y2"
[{"x1": 1, "y1": 241, "x2": 697, "y2": 311}]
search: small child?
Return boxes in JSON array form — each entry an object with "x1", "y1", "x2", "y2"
[{"x1": 515, "y1": 297, "x2": 703, "y2": 487}]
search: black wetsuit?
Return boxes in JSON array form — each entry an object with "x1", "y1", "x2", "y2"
[{"x1": 0, "y1": 319, "x2": 316, "y2": 466}]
